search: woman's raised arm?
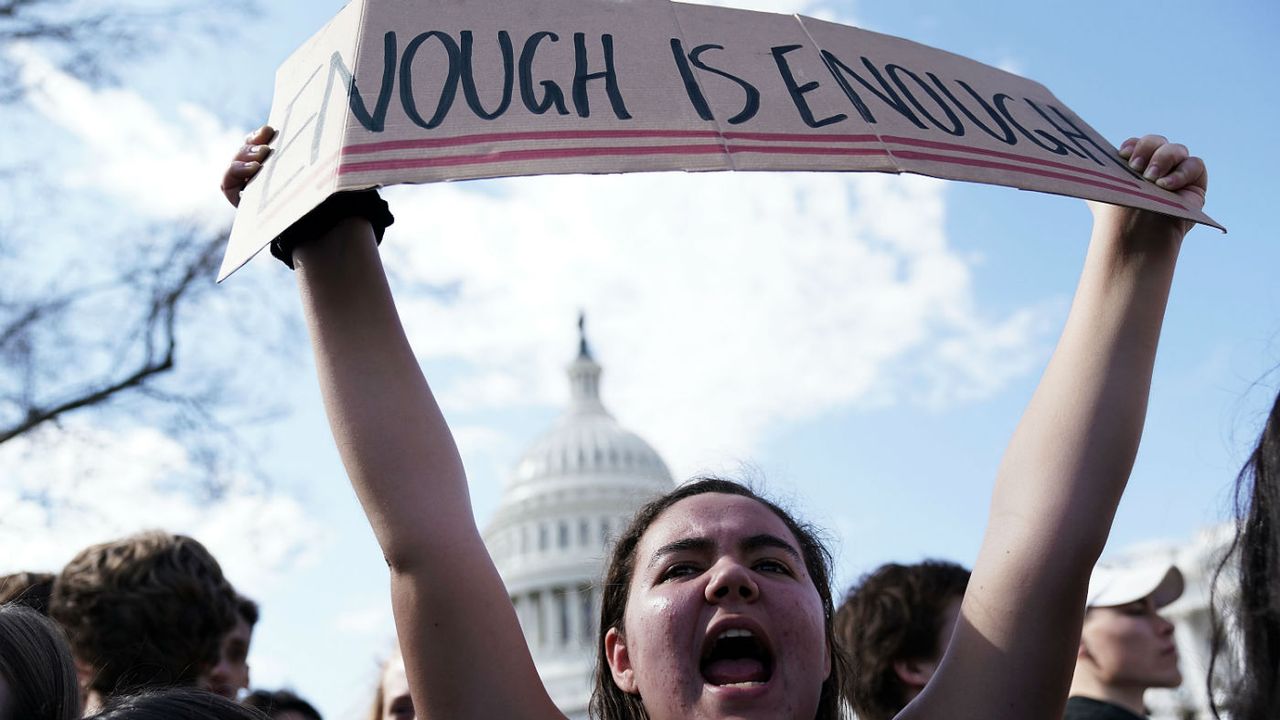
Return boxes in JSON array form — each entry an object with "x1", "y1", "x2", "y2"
[
  {"x1": 903, "y1": 135, "x2": 1208, "y2": 720},
  {"x1": 224, "y1": 128, "x2": 563, "y2": 720}
]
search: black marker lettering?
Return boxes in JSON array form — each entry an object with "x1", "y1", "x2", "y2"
[
  {"x1": 400, "y1": 31, "x2": 461, "y2": 130},
  {"x1": 771, "y1": 44, "x2": 845, "y2": 128},
  {"x1": 459, "y1": 31, "x2": 514, "y2": 120},
  {"x1": 886, "y1": 64, "x2": 963, "y2": 135},
  {"x1": 1033, "y1": 101, "x2": 1128, "y2": 171},
  {"x1": 928, "y1": 76, "x2": 1016, "y2": 144},
  {"x1": 520, "y1": 32, "x2": 569, "y2": 115},
  {"x1": 823, "y1": 53, "x2": 926, "y2": 128},
  {"x1": 670, "y1": 38, "x2": 713, "y2": 121},
  {"x1": 688, "y1": 43, "x2": 760, "y2": 125},
  {"x1": 311, "y1": 31, "x2": 397, "y2": 174},
  {"x1": 818, "y1": 50, "x2": 876, "y2": 124},
  {"x1": 399, "y1": 30, "x2": 460, "y2": 128},
  {"x1": 573, "y1": 33, "x2": 631, "y2": 119},
  {"x1": 319, "y1": 31, "x2": 397, "y2": 142},
  {"x1": 993, "y1": 93, "x2": 1073, "y2": 156}
]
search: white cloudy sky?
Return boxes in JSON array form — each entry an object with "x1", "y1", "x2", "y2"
[{"x1": 2, "y1": 0, "x2": 1277, "y2": 716}]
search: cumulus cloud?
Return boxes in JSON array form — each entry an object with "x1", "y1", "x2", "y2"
[
  {"x1": 384, "y1": 168, "x2": 1054, "y2": 477},
  {"x1": 12, "y1": 45, "x2": 241, "y2": 226},
  {"x1": 0, "y1": 421, "x2": 325, "y2": 591},
  {"x1": 9, "y1": 21, "x2": 1052, "y2": 484},
  {"x1": 334, "y1": 599, "x2": 395, "y2": 638}
]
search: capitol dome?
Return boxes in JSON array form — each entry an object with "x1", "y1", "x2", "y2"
[{"x1": 483, "y1": 317, "x2": 673, "y2": 719}]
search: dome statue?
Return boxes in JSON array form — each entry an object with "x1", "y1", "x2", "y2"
[{"x1": 482, "y1": 315, "x2": 674, "y2": 719}]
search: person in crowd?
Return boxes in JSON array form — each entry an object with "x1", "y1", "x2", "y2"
[
  {"x1": 223, "y1": 128, "x2": 1207, "y2": 719},
  {"x1": 834, "y1": 560, "x2": 971, "y2": 720},
  {"x1": 202, "y1": 594, "x2": 259, "y2": 700},
  {"x1": 1210, "y1": 388, "x2": 1280, "y2": 720},
  {"x1": 0, "y1": 571, "x2": 55, "y2": 614},
  {"x1": 366, "y1": 649, "x2": 414, "y2": 720},
  {"x1": 243, "y1": 688, "x2": 323, "y2": 720},
  {"x1": 85, "y1": 687, "x2": 267, "y2": 720},
  {"x1": 0, "y1": 604, "x2": 81, "y2": 720},
  {"x1": 1065, "y1": 562, "x2": 1184, "y2": 719},
  {"x1": 50, "y1": 531, "x2": 239, "y2": 712}
]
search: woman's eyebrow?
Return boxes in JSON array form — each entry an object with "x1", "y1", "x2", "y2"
[
  {"x1": 741, "y1": 533, "x2": 801, "y2": 560},
  {"x1": 647, "y1": 537, "x2": 715, "y2": 568}
]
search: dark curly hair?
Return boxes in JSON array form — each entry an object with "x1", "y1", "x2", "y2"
[
  {"x1": 237, "y1": 594, "x2": 260, "y2": 626},
  {"x1": 0, "y1": 603, "x2": 81, "y2": 720},
  {"x1": 589, "y1": 476, "x2": 849, "y2": 720},
  {"x1": 50, "y1": 531, "x2": 238, "y2": 698},
  {"x1": 0, "y1": 571, "x2": 56, "y2": 614},
  {"x1": 834, "y1": 560, "x2": 971, "y2": 720}
]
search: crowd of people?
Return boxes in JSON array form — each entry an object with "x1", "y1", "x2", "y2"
[
  {"x1": 0, "y1": 532, "x2": 330, "y2": 720},
  {"x1": 0, "y1": 526, "x2": 1261, "y2": 720},
  {"x1": 2, "y1": 130, "x2": 1276, "y2": 720}
]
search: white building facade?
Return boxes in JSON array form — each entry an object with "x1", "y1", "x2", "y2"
[{"x1": 482, "y1": 322, "x2": 674, "y2": 719}]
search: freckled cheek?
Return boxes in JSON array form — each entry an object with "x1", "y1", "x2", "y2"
[
  {"x1": 775, "y1": 591, "x2": 829, "y2": 673},
  {"x1": 628, "y1": 593, "x2": 698, "y2": 672},
  {"x1": 630, "y1": 593, "x2": 678, "y2": 631}
]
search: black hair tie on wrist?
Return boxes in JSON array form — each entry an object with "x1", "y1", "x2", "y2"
[{"x1": 269, "y1": 189, "x2": 395, "y2": 269}]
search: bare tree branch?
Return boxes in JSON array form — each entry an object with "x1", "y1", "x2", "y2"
[
  {"x1": 0, "y1": 0, "x2": 284, "y2": 498},
  {"x1": 0, "y1": 225, "x2": 224, "y2": 444},
  {"x1": 0, "y1": 346, "x2": 174, "y2": 443},
  {"x1": 0, "y1": 0, "x2": 253, "y2": 104}
]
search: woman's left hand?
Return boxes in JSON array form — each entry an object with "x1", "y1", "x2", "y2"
[{"x1": 1088, "y1": 133, "x2": 1208, "y2": 240}]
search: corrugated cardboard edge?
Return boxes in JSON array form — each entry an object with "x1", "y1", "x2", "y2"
[{"x1": 217, "y1": 0, "x2": 369, "y2": 282}]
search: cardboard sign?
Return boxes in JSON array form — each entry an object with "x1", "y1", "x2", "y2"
[{"x1": 220, "y1": 0, "x2": 1222, "y2": 281}]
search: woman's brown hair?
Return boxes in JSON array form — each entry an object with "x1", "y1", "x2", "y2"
[
  {"x1": 588, "y1": 477, "x2": 849, "y2": 720},
  {"x1": 0, "y1": 603, "x2": 82, "y2": 720},
  {"x1": 1211, "y1": 389, "x2": 1280, "y2": 719}
]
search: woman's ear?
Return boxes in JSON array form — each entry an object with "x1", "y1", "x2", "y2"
[
  {"x1": 892, "y1": 657, "x2": 938, "y2": 691},
  {"x1": 1077, "y1": 637, "x2": 1092, "y2": 662},
  {"x1": 605, "y1": 626, "x2": 638, "y2": 693}
]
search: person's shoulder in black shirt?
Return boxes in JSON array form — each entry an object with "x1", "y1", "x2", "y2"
[{"x1": 1064, "y1": 696, "x2": 1146, "y2": 720}]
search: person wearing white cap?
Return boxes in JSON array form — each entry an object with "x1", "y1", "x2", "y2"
[{"x1": 1065, "y1": 562, "x2": 1185, "y2": 720}]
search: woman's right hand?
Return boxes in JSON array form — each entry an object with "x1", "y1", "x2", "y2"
[{"x1": 220, "y1": 125, "x2": 275, "y2": 208}]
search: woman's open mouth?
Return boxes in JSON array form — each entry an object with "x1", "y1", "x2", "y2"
[{"x1": 700, "y1": 627, "x2": 774, "y2": 687}]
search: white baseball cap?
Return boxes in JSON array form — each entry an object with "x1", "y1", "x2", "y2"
[{"x1": 1086, "y1": 561, "x2": 1184, "y2": 609}]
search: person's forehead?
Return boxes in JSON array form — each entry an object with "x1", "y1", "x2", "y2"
[{"x1": 639, "y1": 493, "x2": 799, "y2": 552}]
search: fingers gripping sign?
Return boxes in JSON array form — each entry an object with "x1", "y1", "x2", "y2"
[
  {"x1": 1090, "y1": 134, "x2": 1208, "y2": 239},
  {"x1": 221, "y1": 126, "x2": 275, "y2": 208},
  {"x1": 1118, "y1": 134, "x2": 1208, "y2": 205}
]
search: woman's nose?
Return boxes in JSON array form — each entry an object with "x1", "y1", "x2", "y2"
[{"x1": 705, "y1": 560, "x2": 759, "y2": 603}]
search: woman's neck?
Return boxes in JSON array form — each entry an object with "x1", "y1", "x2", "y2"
[{"x1": 1068, "y1": 672, "x2": 1146, "y2": 716}]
